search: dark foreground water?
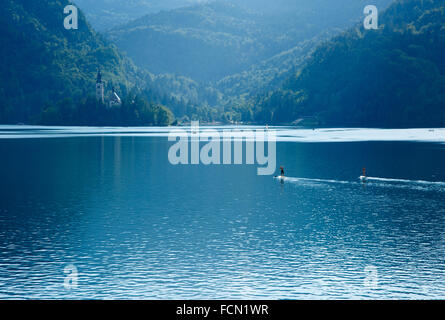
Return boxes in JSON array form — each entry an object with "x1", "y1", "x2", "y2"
[{"x1": 0, "y1": 126, "x2": 444, "y2": 299}]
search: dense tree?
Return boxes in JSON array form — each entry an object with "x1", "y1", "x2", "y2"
[
  {"x1": 255, "y1": 0, "x2": 445, "y2": 127},
  {"x1": 106, "y1": 0, "x2": 392, "y2": 83},
  {"x1": 39, "y1": 92, "x2": 174, "y2": 126}
]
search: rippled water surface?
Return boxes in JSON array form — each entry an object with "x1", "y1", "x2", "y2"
[{"x1": 0, "y1": 126, "x2": 444, "y2": 299}]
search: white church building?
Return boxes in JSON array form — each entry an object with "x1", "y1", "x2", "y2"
[{"x1": 96, "y1": 69, "x2": 122, "y2": 108}]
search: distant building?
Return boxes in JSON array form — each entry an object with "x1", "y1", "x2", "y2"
[
  {"x1": 95, "y1": 69, "x2": 121, "y2": 107},
  {"x1": 96, "y1": 69, "x2": 104, "y2": 103},
  {"x1": 109, "y1": 87, "x2": 122, "y2": 108}
]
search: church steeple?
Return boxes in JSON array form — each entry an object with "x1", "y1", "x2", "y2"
[
  {"x1": 96, "y1": 69, "x2": 102, "y2": 84},
  {"x1": 95, "y1": 68, "x2": 104, "y2": 103}
]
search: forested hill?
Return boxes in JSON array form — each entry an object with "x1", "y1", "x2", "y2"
[
  {"x1": 256, "y1": 0, "x2": 445, "y2": 127},
  {"x1": 0, "y1": 0, "x2": 140, "y2": 123},
  {"x1": 0, "y1": 0, "x2": 215, "y2": 125},
  {"x1": 106, "y1": 2, "x2": 265, "y2": 82},
  {"x1": 3, "y1": 0, "x2": 443, "y2": 127},
  {"x1": 73, "y1": 0, "x2": 203, "y2": 31},
  {"x1": 106, "y1": 0, "x2": 392, "y2": 83}
]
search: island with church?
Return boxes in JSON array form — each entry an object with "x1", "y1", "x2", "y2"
[
  {"x1": 36, "y1": 68, "x2": 174, "y2": 127},
  {"x1": 95, "y1": 69, "x2": 122, "y2": 108}
]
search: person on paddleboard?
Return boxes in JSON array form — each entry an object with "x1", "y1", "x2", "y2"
[
  {"x1": 360, "y1": 167, "x2": 368, "y2": 182},
  {"x1": 280, "y1": 166, "x2": 285, "y2": 177}
]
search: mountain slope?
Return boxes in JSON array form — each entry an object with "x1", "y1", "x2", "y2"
[
  {"x1": 106, "y1": 0, "x2": 392, "y2": 85},
  {"x1": 215, "y1": 32, "x2": 333, "y2": 100},
  {"x1": 73, "y1": 0, "x2": 203, "y2": 31},
  {"x1": 0, "y1": 0, "x2": 219, "y2": 124},
  {"x1": 256, "y1": 0, "x2": 445, "y2": 127},
  {"x1": 0, "y1": 0, "x2": 140, "y2": 123},
  {"x1": 107, "y1": 2, "x2": 266, "y2": 82}
]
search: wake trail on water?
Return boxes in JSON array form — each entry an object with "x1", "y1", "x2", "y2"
[
  {"x1": 274, "y1": 176, "x2": 445, "y2": 192},
  {"x1": 274, "y1": 176, "x2": 353, "y2": 185},
  {"x1": 364, "y1": 177, "x2": 445, "y2": 186}
]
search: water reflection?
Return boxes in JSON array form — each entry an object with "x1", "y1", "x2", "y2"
[{"x1": 0, "y1": 133, "x2": 443, "y2": 299}]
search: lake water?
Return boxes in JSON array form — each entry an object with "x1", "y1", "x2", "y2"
[{"x1": 0, "y1": 126, "x2": 444, "y2": 299}]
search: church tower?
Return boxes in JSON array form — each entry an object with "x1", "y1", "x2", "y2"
[{"x1": 96, "y1": 69, "x2": 104, "y2": 103}]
